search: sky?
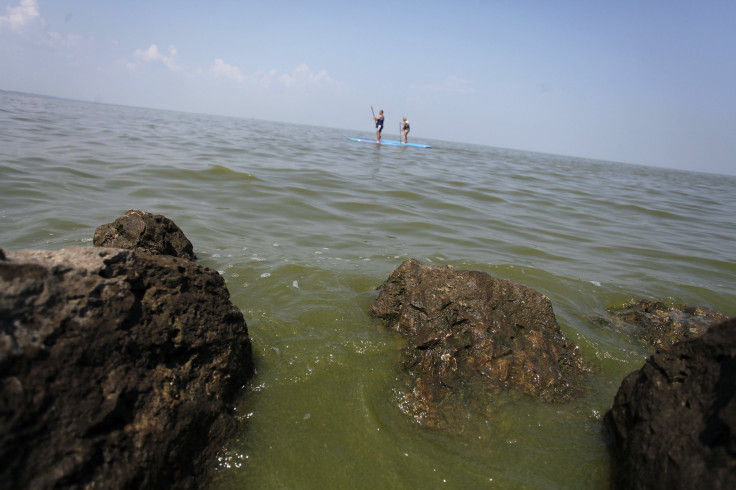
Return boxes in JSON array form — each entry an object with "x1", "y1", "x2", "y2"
[{"x1": 1, "y1": 0, "x2": 734, "y2": 176}]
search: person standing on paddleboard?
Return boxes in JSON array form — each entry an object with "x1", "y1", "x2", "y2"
[
  {"x1": 401, "y1": 117, "x2": 410, "y2": 144},
  {"x1": 373, "y1": 110, "x2": 384, "y2": 142}
]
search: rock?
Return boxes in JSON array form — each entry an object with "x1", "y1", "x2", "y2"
[
  {"x1": 93, "y1": 209, "x2": 197, "y2": 260},
  {"x1": 370, "y1": 259, "x2": 587, "y2": 427},
  {"x1": 0, "y1": 247, "x2": 254, "y2": 489},
  {"x1": 593, "y1": 299, "x2": 727, "y2": 347},
  {"x1": 604, "y1": 318, "x2": 736, "y2": 489}
]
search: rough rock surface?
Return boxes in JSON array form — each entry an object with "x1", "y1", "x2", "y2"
[
  {"x1": 0, "y1": 247, "x2": 254, "y2": 489},
  {"x1": 593, "y1": 299, "x2": 727, "y2": 347},
  {"x1": 370, "y1": 259, "x2": 587, "y2": 426},
  {"x1": 605, "y1": 318, "x2": 736, "y2": 489},
  {"x1": 93, "y1": 209, "x2": 197, "y2": 260}
]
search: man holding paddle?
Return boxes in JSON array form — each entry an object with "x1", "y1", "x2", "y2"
[{"x1": 373, "y1": 109, "x2": 384, "y2": 142}]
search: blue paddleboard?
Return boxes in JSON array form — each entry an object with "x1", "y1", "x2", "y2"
[{"x1": 347, "y1": 137, "x2": 431, "y2": 148}]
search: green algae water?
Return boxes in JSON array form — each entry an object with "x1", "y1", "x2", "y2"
[{"x1": 2, "y1": 91, "x2": 735, "y2": 488}]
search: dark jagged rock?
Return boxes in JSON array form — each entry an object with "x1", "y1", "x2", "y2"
[
  {"x1": 593, "y1": 299, "x2": 727, "y2": 347},
  {"x1": 93, "y1": 209, "x2": 197, "y2": 260},
  {"x1": 0, "y1": 247, "x2": 254, "y2": 489},
  {"x1": 370, "y1": 258, "x2": 587, "y2": 427},
  {"x1": 605, "y1": 318, "x2": 736, "y2": 490}
]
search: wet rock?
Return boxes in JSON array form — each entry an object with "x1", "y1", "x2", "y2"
[
  {"x1": 605, "y1": 318, "x2": 736, "y2": 489},
  {"x1": 0, "y1": 246, "x2": 254, "y2": 489},
  {"x1": 594, "y1": 299, "x2": 727, "y2": 347},
  {"x1": 93, "y1": 209, "x2": 197, "y2": 260},
  {"x1": 370, "y1": 259, "x2": 587, "y2": 427}
]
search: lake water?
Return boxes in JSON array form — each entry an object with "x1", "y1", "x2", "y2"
[{"x1": 2, "y1": 90, "x2": 734, "y2": 488}]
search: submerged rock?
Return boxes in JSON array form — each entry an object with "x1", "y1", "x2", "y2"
[
  {"x1": 0, "y1": 246, "x2": 254, "y2": 489},
  {"x1": 370, "y1": 259, "x2": 587, "y2": 427},
  {"x1": 593, "y1": 299, "x2": 727, "y2": 347},
  {"x1": 604, "y1": 317, "x2": 736, "y2": 489},
  {"x1": 93, "y1": 209, "x2": 197, "y2": 260}
]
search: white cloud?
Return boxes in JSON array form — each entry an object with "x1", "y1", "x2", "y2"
[
  {"x1": 0, "y1": 0, "x2": 40, "y2": 32},
  {"x1": 1, "y1": 0, "x2": 85, "y2": 49},
  {"x1": 47, "y1": 31, "x2": 82, "y2": 48},
  {"x1": 211, "y1": 58, "x2": 245, "y2": 82},
  {"x1": 133, "y1": 44, "x2": 179, "y2": 70},
  {"x1": 207, "y1": 61, "x2": 338, "y2": 92},
  {"x1": 412, "y1": 76, "x2": 477, "y2": 94},
  {"x1": 286, "y1": 63, "x2": 335, "y2": 87},
  {"x1": 254, "y1": 63, "x2": 337, "y2": 90}
]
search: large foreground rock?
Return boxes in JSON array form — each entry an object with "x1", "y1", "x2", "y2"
[
  {"x1": 370, "y1": 259, "x2": 587, "y2": 427},
  {"x1": 605, "y1": 318, "x2": 736, "y2": 489},
  {"x1": 0, "y1": 247, "x2": 254, "y2": 489},
  {"x1": 93, "y1": 209, "x2": 197, "y2": 260}
]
